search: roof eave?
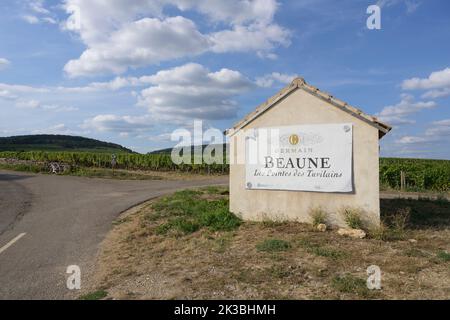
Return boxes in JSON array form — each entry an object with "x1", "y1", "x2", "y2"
[{"x1": 225, "y1": 77, "x2": 392, "y2": 139}]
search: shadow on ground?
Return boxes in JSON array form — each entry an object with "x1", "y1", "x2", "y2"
[
  {"x1": 381, "y1": 198, "x2": 450, "y2": 229},
  {"x1": 0, "y1": 173, "x2": 33, "y2": 182}
]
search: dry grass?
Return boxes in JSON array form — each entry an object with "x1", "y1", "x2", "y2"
[
  {"x1": 108, "y1": 169, "x2": 228, "y2": 181},
  {"x1": 340, "y1": 207, "x2": 365, "y2": 229},
  {"x1": 309, "y1": 207, "x2": 328, "y2": 227},
  {"x1": 83, "y1": 188, "x2": 450, "y2": 300}
]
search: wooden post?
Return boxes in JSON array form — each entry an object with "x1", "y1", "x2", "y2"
[
  {"x1": 111, "y1": 154, "x2": 117, "y2": 177},
  {"x1": 400, "y1": 171, "x2": 406, "y2": 191}
]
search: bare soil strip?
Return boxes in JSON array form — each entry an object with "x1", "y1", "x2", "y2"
[{"x1": 84, "y1": 187, "x2": 450, "y2": 300}]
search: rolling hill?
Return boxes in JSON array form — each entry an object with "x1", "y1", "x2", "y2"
[{"x1": 0, "y1": 135, "x2": 133, "y2": 153}]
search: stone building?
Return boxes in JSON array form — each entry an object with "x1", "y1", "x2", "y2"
[{"x1": 226, "y1": 77, "x2": 391, "y2": 227}]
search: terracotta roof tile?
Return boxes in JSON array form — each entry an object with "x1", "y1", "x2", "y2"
[{"x1": 226, "y1": 77, "x2": 392, "y2": 138}]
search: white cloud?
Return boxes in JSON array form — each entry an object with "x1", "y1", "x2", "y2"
[
  {"x1": 402, "y1": 67, "x2": 450, "y2": 90},
  {"x1": 61, "y1": 0, "x2": 163, "y2": 44},
  {"x1": 255, "y1": 72, "x2": 298, "y2": 88},
  {"x1": 22, "y1": 15, "x2": 40, "y2": 24},
  {"x1": 396, "y1": 119, "x2": 450, "y2": 145},
  {"x1": 390, "y1": 118, "x2": 450, "y2": 159},
  {"x1": 29, "y1": 0, "x2": 50, "y2": 14},
  {"x1": 0, "y1": 79, "x2": 142, "y2": 102},
  {"x1": 23, "y1": 14, "x2": 57, "y2": 25},
  {"x1": 1, "y1": 63, "x2": 255, "y2": 135},
  {"x1": 432, "y1": 119, "x2": 450, "y2": 126},
  {"x1": 31, "y1": 123, "x2": 76, "y2": 135},
  {"x1": 402, "y1": 67, "x2": 450, "y2": 98},
  {"x1": 209, "y1": 23, "x2": 290, "y2": 54},
  {"x1": 421, "y1": 87, "x2": 450, "y2": 99},
  {"x1": 137, "y1": 63, "x2": 254, "y2": 122},
  {"x1": 62, "y1": 0, "x2": 290, "y2": 77},
  {"x1": 82, "y1": 114, "x2": 153, "y2": 136},
  {"x1": 15, "y1": 98, "x2": 78, "y2": 112},
  {"x1": 42, "y1": 17, "x2": 58, "y2": 24},
  {"x1": 174, "y1": 0, "x2": 280, "y2": 25},
  {"x1": 0, "y1": 89, "x2": 17, "y2": 100},
  {"x1": 423, "y1": 119, "x2": 450, "y2": 137},
  {"x1": 147, "y1": 132, "x2": 173, "y2": 143},
  {"x1": 84, "y1": 77, "x2": 143, "y2": 91},
  {"x1": 0, "y1": 83, "x2": 49, "y2": 100},
  {"x1": 0, "y1": 80, "x2": 139, "y2": 96},
  {"x1": 377, "y1": 94, "x2": 436, "y2": 125},
  {"x1": 0, "y1": 83, "x2": 48, "y2": 94},
  {"x1": 16, "y1": 99, "x2": 41, "y2": 109},
  {"x1": 0, "y1": 58, "x2": 11, "y2": 70},
  {"x1": 63, "y1": 0, "x2": 281, "y2": 43},
  {"x1": 404, "y1": 0, "x2": 421, "y2": 13},
  {"x1": 41, "y1": 104, "x2": 79, "y2": 112},
  {"x1": 22, "y1": 1, "x2": 58, "y2": 25},
  {"x1": 377, "y1": 0, "x2": 421, "y2": 13},
  {"x1": 257, "y1": 52, "x2": 278, "y2": 60},
  {"x1": 64, "y1": 16, "x2": 211, "y2": 77},
  {"x1": 396, "y1": 135, "x2": 426, "y2": 144}
]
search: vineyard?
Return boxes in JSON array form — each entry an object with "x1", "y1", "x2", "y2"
[
  {"x1": 379, "y1": 158, "x2": 450, "y2": 192},
  {"x1": 0, "y1": 151, "x2": 228, "y2": 175},
  {"x1": 0, "y1": 151, "x2": 449, "y2": 191}
]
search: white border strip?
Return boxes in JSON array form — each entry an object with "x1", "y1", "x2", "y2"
[{"x1": 0, "y1": 233, "x2": 26, "y2": 255}]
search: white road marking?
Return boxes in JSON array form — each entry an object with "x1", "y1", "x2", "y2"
[{"x1": 0, "y1": 233, "x2": 26, "y2": 255}]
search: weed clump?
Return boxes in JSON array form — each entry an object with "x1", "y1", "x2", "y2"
[
  {"x1": 331, "y1": 275, "x2": 371, "y2": 297},
  {"x1": 341, "y1": 207, "x2": 364, "y2": 229},
  {"x1": 370, "y1": 207, "x2": 410, "y2": 241},
  {"x1": 437, "y1": 251, "x2": 450, "y2": 262},
  {"x1": 79, "y1": 290, "x2": 108, "y2": 300},
  {"x1": 309, "y1": 207, "x2": 328, "y2": 227},
  {"x1": 256, "y1": 239, "x2": 291, "y2": 252}
]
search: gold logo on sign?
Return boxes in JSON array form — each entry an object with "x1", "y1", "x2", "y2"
[{"x1": 289, "y1": 134, "x2": 300, "y2": 145}]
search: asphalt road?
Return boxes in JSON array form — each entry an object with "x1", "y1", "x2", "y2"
[{"x1": 0, "y1": 170, "x2": 227, "y2": 300}]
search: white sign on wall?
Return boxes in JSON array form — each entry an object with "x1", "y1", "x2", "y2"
[{"x1": 245, "y1": 123, "x2": 353, "y2": 193}]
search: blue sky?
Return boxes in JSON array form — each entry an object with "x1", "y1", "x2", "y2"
[{"x1": 0, "y1": 0, "x2": 449, "y2": 158}]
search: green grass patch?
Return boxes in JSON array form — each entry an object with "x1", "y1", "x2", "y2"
[
  {"x1": 203, "y1": 186, "x2": 222, "y2": 194},
  {"x1": 152, "y1": 188, "x2": 240, "y2": 235},
  {"x1": 256, "y1": 239, "x2": 291, "y2": 252},
  {"x1": 266, "y1": 265, "x2": 291, "y2": 279},
  {"x1": 403, "y1": 248, "x2": 428, "y2": 258},
  {"x1": 156, "y1": 217, "x2": 200, "y2": 234},
  {"x1": 79, "y1": 290, "x2": 108, "y2": 300},
  {"x1": 437, "y1": 251, "x2": 450, "y2": 262},
  {"x1": 331, "y1": 275, "x2": 371, "y2": 297},
  {"x1": 298, "y1": 239, "x2": 346, "y2": 260},
  {"x1": 0, "y1": 162, "x2": 46, "y2": 173}
]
